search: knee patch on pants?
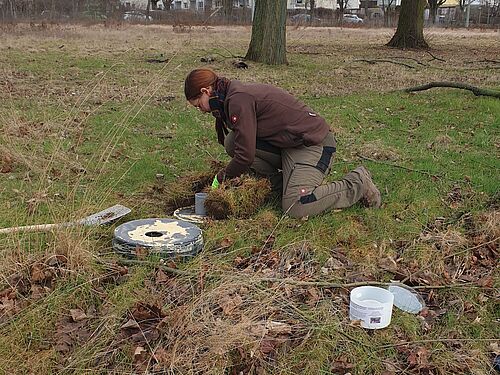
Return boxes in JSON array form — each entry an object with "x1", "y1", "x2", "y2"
[
  {"x1": 316, "y1": 146, "x2": 336, "y2": 174},
  {"x1": 299, "y1": 192, "x2": 317, "y2": 204}
]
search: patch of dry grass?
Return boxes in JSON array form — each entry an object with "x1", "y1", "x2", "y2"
[
  {"x1": 358, "y1": 140, "x2": 401, "y2": 161},
  {"x1": 205, "y1": 176, "x2": 272, "y2": 219}
]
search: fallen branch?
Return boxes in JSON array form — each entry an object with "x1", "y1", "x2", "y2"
[
  {"x1": 112, "y1": 259, "x2": 487, "y2": 291},
  {"x1": 465, "y1": 59, "x2": 500, "y2": 64},
  {"x1": 377, "y1": 337, "x2": 499, "y2": 350},
  {"x1": 115, "y1": 258, "x2": 194, "y2": 277},
  {"x1": 200, "y1": 47, "x2": 245, "y2": 60},
  {"x1": 426, "y1": 51, "x2": 446, "y2": 62},
  {"x1": 258, "y1": 277, "x2": 482, "y2": 290},
  {"x1": 220, "y1": 46, "x2": 245, "y2": 60},
  {"x1": 288, "y1": 50, "x2": 325, "y2": 55},
  {"x1": 389, "y1": 56, "x2": 428, "y2": 66},
  {"x1": 353, "y1": 59, "x2": 416, "y2": 69},
  {"x1": 403, "y1": 81, "x2": 500, "y2": 98},
  {"x1": 357, "y1": 154, "x2": 442, "y2": 179}
]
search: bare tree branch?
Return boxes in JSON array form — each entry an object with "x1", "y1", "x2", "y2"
[
  {"x1": 426, "y1": 51, "x2": 446, "y2": 62},
  {"x1": 353, "y1": 58, "x2": 416, "y2": 69},
  {"x1": 403, "y1": 81, "x2": 500, "y2": 98}
]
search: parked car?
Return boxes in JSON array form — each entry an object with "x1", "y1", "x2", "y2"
[
  {"x1": 123, "y1": 11, "x2": 152, "y2": 22},
  {"x1": 290, "y1": 13, "x2": 321, "y2": 24},
  {"x1": 343, "y1": 14, "x2": 364, "y2": 24}
]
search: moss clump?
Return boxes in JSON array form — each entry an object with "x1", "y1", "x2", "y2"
[{"x1": 205, "y1": 176, "x2": 272, "y2": 219}]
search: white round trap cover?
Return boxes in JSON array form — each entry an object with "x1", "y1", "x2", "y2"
[{"x1": 112, "y1": 218, "x2": 203, "y2": 259}]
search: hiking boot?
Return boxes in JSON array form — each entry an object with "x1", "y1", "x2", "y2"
[{"x1": 358, "y1": 166, "x2": 382, "y2": 208}]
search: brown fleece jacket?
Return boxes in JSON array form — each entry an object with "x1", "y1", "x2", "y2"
[{"x1": 217, "y1": 80, "x2": 331, "y2": 181}]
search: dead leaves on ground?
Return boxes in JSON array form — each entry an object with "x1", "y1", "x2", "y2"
[
  {"x1": 0, "y1": 255, "x2": 69, "y2": 323},
  {"x1": 219, "y1": 292, "x2": 244, "y2": 316},
  {"x1": 120, "y1": 302, "x2": 164, "y2": 345},
  {"x1": 398, "y1": 346, "x2": 434, "y2": 373},
  {"x1": 111, "y1": 266, "x2": 305, "y2": 374},
  {"x1": 55, "y1": 307, "x2": 95, "y2": 354},
  {"x1": 117, "y1": 301, "x2": 167, "y2": 372},
  {"x1": 1, "y1": 151, "x2": 15, "y2": 173},
  {"x1": 330, "y1": 357, "x2": 355, "y2": 374}
]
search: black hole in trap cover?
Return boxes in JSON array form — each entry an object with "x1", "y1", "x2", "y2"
[{"x1": 145, "y1": 231, "x2": 164, "y2": 237}]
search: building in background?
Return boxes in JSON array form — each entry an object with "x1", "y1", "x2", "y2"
[
  {"x1": 287, "y1": 0, "x2": 361, "y2": 10},
  {"x1": 168, "y1": 0, "x2": 253, "y2": 11}
]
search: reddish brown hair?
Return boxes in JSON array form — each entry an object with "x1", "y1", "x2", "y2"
[{"x1": 184, "y1": 68, "x2": 218, "y2": 100}]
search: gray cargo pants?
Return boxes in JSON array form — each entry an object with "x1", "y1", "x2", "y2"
[{"x1": 224, "y1": 131, "x2": 366, "y2": 218}]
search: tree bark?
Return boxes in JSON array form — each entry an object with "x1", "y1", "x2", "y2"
[
  {"x1": 245, "y1": 0, "x2": 287, "y2": 65},
  {"x1": 204, "y1": 0, "x2": 212, "y2": 12},
  {"x1": 387, "y1": 0, "x2": 429, "y2": 49},
  {"x1": 428, "y1": 0, "x2": 446, "y2": 24},
  {"x1": 403, "y1": 81, "x2": 500, "y2": 98},
  {"x1": 162, "y1": 0, "x2": 173, "y2": 10},
  {"x1": 337, "y1": 0, "x2": 347, "y2": 21},
  {"x1": 222, "y1": 0, "x2": 233, "y2": 22},
  {"x1": 429, "y1": 2, "x2": 437, "y2": 23}
]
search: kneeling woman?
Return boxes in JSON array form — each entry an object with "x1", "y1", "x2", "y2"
[{"x1": 184, "y1": 68, "x2": 381, "y2": 219}]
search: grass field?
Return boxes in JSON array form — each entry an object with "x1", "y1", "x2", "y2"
[{"x1": 0, "y1": 23, "x2": 499, "y2": 374}]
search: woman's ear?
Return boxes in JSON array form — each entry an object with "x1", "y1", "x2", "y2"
[{"x1": 200, "y1": 87, "x2": 212, "y2": 96}]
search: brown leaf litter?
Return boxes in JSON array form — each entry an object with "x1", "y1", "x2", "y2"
[
  {"x1": 0, "y1": 150, "x2": 16, "y2": 173},
  {"x1": 445, "y1": 183, "x2": 476, "y2": 209},
  {"x1": 330, "y1": 356, "x2": 355, "y2": 374},
  {"x1": 234, "y1": 240, "x2": 319, "y2": 279},
  {"x1": 108, "y1": 275, "x2": 309, "y2": 374},
  {"x1": 54, "y1": 306, "x2": 95, "y2": 354},
  {"x1": 105, "y1": 300, "x2": 169, "y2": 372},
  {"x1": 0, "y1": 255, "x2": 69, "y2": 324}
]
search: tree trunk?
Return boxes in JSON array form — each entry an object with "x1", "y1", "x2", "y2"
[
  {"x1": 428, "y1": 0, "x2": 446, "y2": 25},
  {"x1": 204, "y1": 0, "x2": 212, "y2": 12},
  {"x1": 337, "y1": 0, "x2": 346, "y2": 21},
  {"x1": 245, "y1": 0, "x2": 287, "y2": 65},
  {"x1": 162, "y1": 0, "x2": 173, "y2": 10},
  {"x1": 387, "y1": 0, "x2": 429, "y2": 49},
  {"x1": 223, "y1": 0, "x2": 233, "y2": 22},
  {"x1": 429, "y1": 1, "x2": 437, "y2": 24}
]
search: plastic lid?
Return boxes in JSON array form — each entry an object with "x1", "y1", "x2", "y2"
[{"x1": 387, "y1": 282, "x2": 425, "y2": 314}]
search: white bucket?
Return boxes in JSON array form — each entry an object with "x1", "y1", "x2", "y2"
[{"x1": 349, "y1": 286, "x2": 394, "y2": 329}]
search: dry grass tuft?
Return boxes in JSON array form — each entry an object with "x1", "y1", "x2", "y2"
[
  {"x1": 0, "y1": 147, "x2": 17, "y2": 173},
  {"x1": 45, "y1": 230, "x2": 96, "y2": 272},
  {"x1": 146, "y1": 160, "x2": 225, "y2": 213},
  {"x1": 129, "y1": 274, "x2": 310, "y2": 374},
  {"x1": 419, "y1": 228, "x2": 468, "y2": 252},
  {"x1": 435, "y1": 134, "x2": 453, "y2": 145},
  {"x1": 358, "y1": 140, "x2": 400, "y2": 161},
  {"x1": 205, "y1": 176, "x2": 272, "y2": 219},
  {"x1": 473, "y1": 210, "x2": 500, "y2": 240}
]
